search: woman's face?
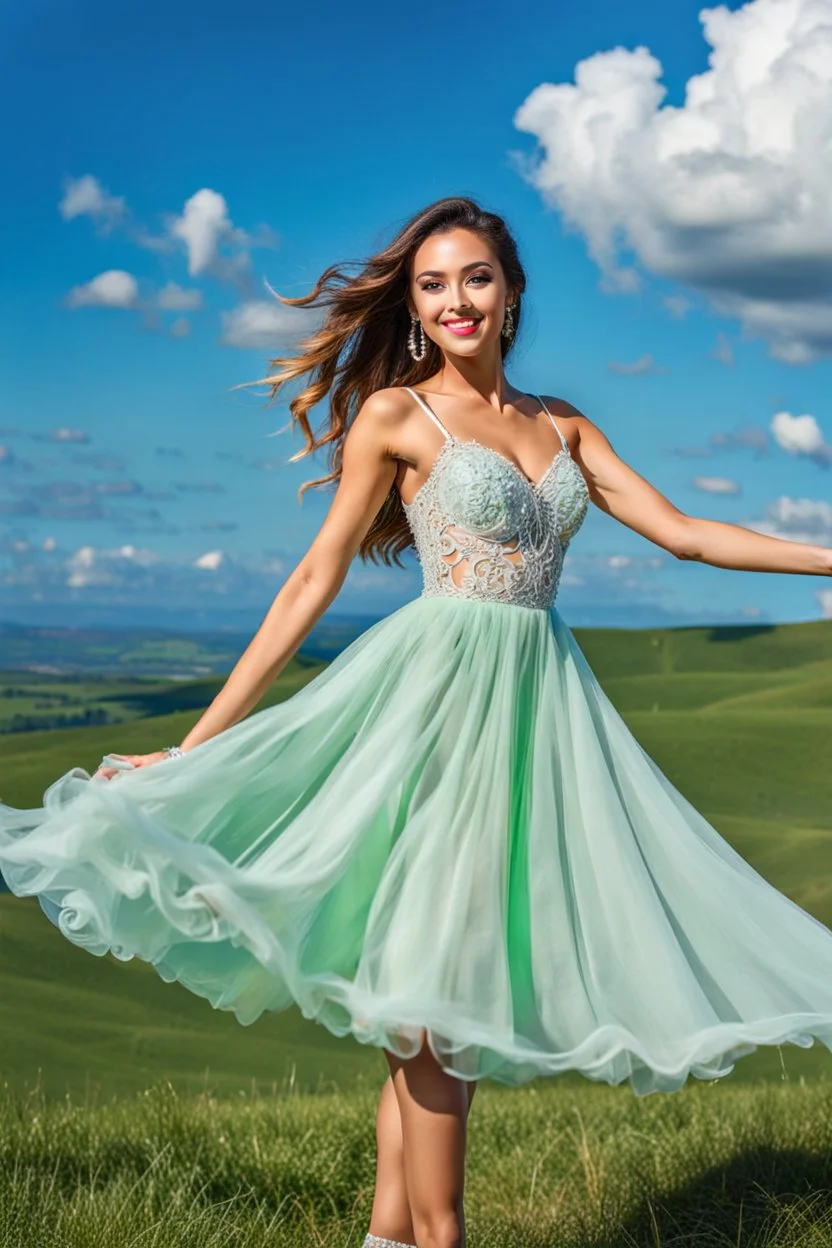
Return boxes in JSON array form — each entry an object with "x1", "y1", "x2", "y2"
[{"x1": 409, "y1": 227, "x2": 513, "y2": 358}]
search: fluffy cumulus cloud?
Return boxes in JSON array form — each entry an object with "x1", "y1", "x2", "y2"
[
  {"x1": 170, "y1": 189, "x2": 238, "y2": 279},
  {"x1": 513, "y1": 0, "x2": 832, "y2": 363},
  {"x1": 167, "y1": 189, "x2": 276, "y2": 286},
  {"x1": 749, "y1": 495, "x2": 832, "y2": 544},
  {"x1": 58, "y1": 174, "x2": 126, "y2": 230},
  {"x1": 220, "y1": 298, "x2": 319, "y2": 350},
  {"x1": 65, "y1": 270, "x2": 139, "y2": 309},
  {"x1": 59, "y1": 177, "x2": 277, "y2": 335},
  {"x1": 770, "y1": 410, "x2": 832, "y2": 464}
]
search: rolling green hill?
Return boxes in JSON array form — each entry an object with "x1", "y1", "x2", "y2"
[{"x1": 1, "y1": 618, "x2": 832, "y2": 1100}]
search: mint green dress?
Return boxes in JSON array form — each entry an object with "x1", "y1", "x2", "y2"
[{"x1": 3, "y1": 385, "x2": 832, "y2": 1096}]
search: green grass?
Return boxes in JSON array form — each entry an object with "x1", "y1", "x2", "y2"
[{"x1": 3, "y1": 1076, "x2": 832, "y2": 1246}]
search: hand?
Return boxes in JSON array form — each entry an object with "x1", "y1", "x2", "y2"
[{"x1": 94, "y1": 750, "x2": 171, "y2": 781}]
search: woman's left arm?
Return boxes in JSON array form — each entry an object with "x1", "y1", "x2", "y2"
[{"x1": 568, "y1": 409, "x2": 832, "y2": 577}]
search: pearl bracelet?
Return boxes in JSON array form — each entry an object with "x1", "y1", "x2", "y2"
[{"x1": 163, "y1": 745, "x2": 184, "y2": 759}]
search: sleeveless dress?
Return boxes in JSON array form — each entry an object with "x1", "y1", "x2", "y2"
[{"x1": 3, "y1": 385, "x2": 832, "y2": 1096}]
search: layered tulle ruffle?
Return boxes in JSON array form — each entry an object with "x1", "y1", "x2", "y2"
[{"x1": 3, "y1": 596, "x2": 832, "y2": 1095}]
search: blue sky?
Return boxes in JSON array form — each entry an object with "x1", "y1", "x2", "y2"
[{"x1": 2, "y1": 0, "x2": 832, "y2": 630}]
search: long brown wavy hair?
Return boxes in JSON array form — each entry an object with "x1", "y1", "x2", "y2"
[{"x1": 237, "y1": 196, "x2": 528, "y2": 567}]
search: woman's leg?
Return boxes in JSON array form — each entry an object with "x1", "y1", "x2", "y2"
[
  {"x1": 368, "y1": 1073, "x2": 418, "y2": 1245},
  {"x1": 373, "y1": 1031, "x2": 475, "y2": 1248},
  {"x1": 369, "y1": 1068, "x2": 478, "y2": 1245}
]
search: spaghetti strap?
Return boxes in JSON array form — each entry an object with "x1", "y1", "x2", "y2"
[
  {"x1": 535, "y1": 394, "x2": 569, "y2": 452},
  {"x1": 403, "y1": 386, "x2": 453, "y2": 442}
]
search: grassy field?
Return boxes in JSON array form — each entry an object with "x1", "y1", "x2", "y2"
[
  {"x1": 2, "y1": 1075, "x2": 832, "y2": 1246},
  {"x1": 1, "y1": 618, "x2": 832, "y2": 1105}
]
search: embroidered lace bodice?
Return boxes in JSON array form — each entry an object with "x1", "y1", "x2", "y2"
[{"x1": 401, "y1": 387, "x2": 589, "y2": 611}]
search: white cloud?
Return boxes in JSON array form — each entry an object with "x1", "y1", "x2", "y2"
[
  {"x1": 169, "y1": 317, "x2": 192, "y2": 338},
  {"x1": 513, "y1": 0, "x2": 832, "y2": 363},
  {"x1": 59, "y1": 174, "x2": 126, "y2": 229},
  {"x1": 220, "y1": 298, "x2": 318, "y2": 350},
  {"x1": 66, "y1": 542, "x2": 161, "y2": 588},
  {"x1": 750, "y1": 495, "x2": 832, "y2": 544},
  {"x1": 167, "y1": 188, "x2": 269, "y2": 285},
  {"x1": 156, "y1": 282, "x2": 204, "y2": 312},
  {"x1": 692, "y1": 475, "x2": 742, "y2": 494},
  {"x1": 817, "y1": 589, "x2": 832, "y2": 618},
  {"x1": 170, "y1": 189, "x2": 231, "y2": 276},
  {"x1": 65, "y1": 270, "x2": 139, "y2": 309},
  {"x1": 194, "y1": 550, "x2": 224, "y2": 571},
  {"x1": 770, "y1": 410, "x2": 832, "y2": 464}
]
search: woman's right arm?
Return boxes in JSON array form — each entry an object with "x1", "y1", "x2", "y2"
[
  {"x1": 175, "y1": 392, "x2": 402, "y2": 752},
  {"x1": 91, "y1": 389, "x2": 397, "y2": 774}
]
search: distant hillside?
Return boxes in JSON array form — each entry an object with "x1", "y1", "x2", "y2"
[
  {"x1": 0, "y1": 613, "x2": 380, "y2": 678},
  {"x1": 0, "y1": 614, "x2": 379, "y2": 734}
]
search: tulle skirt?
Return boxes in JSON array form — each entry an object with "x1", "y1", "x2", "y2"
[{"x1": 2, "y1": 595, "x2": 832, "y2": 1095}]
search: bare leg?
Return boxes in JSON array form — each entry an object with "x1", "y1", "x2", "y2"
[
  {"x1": 373, "y1": 1030, "x2": 475, "y2": 1248},
  {"x1": 369, "y1": 1067, "x2": 477, "y2": 1245},
  {"x1": 368, "y1": 1073, "x2": 418, "y2": 1244}
]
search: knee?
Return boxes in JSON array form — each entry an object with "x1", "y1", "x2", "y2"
[{"x1": 411, "y1": 1209, "x2": 463, "y2": 1248}]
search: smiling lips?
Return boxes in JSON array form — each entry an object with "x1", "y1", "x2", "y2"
[{"x1": 442, "y1": 317, "x2": 482, "y2": 337}]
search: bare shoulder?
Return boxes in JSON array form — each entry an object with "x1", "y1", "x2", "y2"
[
  {"x1": 347, "y1": 386, "x2": 417, "y2": 448},
  {"x1": 355, "y1": 386, "x2": 416, "y2": 424},
  {"x1": 539, "y1": 394, "x2": 606, "y2": 451}
]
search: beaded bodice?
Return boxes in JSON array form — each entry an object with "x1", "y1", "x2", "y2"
[{"x1": 401, "y1": 388, "x2": 589, "y2": 611}]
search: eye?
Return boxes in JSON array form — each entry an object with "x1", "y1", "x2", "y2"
[{"x1": 419, "y1": 272, "x2": 492, "y2": 293}]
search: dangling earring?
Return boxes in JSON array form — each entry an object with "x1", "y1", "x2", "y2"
[
  {"x1": 502, "y1": 302, "x2": 516, "y2": 340},
  {"x1": 408, "y1": 315, "x2": 427, "y2": 362}
]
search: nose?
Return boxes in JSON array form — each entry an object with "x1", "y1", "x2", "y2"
[{"x1": 447, "y1": 285, "x2": 474, "y2": 310}]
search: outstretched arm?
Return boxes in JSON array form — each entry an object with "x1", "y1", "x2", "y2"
[
  {"x1": 570, "y1": 411, "x2": 832, "y2": 576},
  {"x1": 176, "y1": 394, "x2": 404, "y2": 751},
  {"x1": 98, "y1": 392, "x2": 404, "y2": 775}
]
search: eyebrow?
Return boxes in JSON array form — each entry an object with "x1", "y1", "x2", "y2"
[{"x1": 414, "y1": 260, "x2": 494, "y2": 281}]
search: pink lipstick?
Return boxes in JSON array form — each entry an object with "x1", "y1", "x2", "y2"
[{"x1": 442, "y1": 318, "x2": 482, "y2": 337}]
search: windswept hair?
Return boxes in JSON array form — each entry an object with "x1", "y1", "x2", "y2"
[{"x1": 237, "y1": 196, "x2": 527, "y2": 566}]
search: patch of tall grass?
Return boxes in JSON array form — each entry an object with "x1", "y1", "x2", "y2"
[{"x1": 2, "y1": 1071, "x2": 832, "y2": 1246}]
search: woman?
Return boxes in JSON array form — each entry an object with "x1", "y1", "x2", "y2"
[{"x1": 2, "y1": 196, "x2": 832, "y2": 1248}]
